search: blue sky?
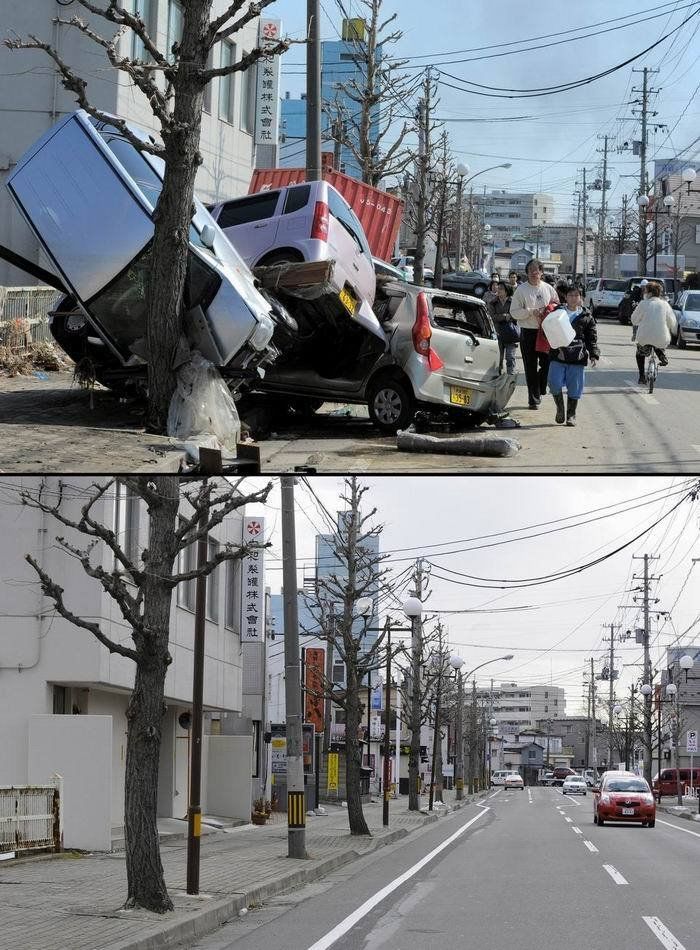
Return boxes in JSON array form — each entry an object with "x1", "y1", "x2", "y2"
[{"x1": 267, "y1": 0, "x2": 700, "y2": 222}]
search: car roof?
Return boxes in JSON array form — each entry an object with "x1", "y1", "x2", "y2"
[{"x1": 379, "y1": 280, "x2": 487, "y2": 306}]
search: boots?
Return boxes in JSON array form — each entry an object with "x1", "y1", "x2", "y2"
[
  {"x1": 566, "y1": 397, "x2": 578, "y2": 426},
  {"x1": 636, "y1": 352, "x2": 646, "y2": 384},
  {"x1": 553, "y1": 392, "x2": 565, "y2": 424}
]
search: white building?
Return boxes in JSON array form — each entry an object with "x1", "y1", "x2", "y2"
[
  {"x1": 0, "y1": 476, "x2": 259, "y2": 849},
  {"x1": 0, "y1": 2, "x2": 279, "y2": 286},
  {"x1": 477, "y1": 683, "x2": 566, "y2": 736},
  {"x1": 473, "y1": 191, "x2": 554, "y2": 241}
]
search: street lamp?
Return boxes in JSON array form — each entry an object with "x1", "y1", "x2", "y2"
[
  {"x1": 449, "y1": 654, "x2": 465, "y2": 799},
  {"x1": 637, "y1": 194, "x2": 649, "y2": 277},
  {"x1": 682, "y1": 166, "x2": 697, "y2": 195},
  {"x1": 460, "y1": 654, "x2": 514, "y2": 795},
  {"x1": 403, "y1": 596, "x2": 423, "y2": 811},
  {"x1": 488, "y1": 716, "x2": 498, "y2": 787},
  {"x1": 650, "y1": 194, "x2": 675, "y2": 277}
]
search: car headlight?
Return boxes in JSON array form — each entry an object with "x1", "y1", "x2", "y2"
[
  {"x1": 683, "y1": 318, "x2": 700, "y2": 329},
  {"x1": 249, "y1": 312, "x2": 275, "y2": 351},
  {"x1": 600, "y1": 794, "x2": 611, "y2": 804},
  {"x1": 642, "y1": 794, "x2": 655, "y2": 804}
]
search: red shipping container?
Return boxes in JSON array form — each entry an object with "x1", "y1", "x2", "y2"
[{"x1": 248, "y1": 167, "x2": 403, "y2": 262}]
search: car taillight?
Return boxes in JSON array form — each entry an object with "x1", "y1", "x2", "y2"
[
  {"x1": 311, "y1": 201, "x2": 329, "y2": 241},
  {"x1": 412, "y1": 292, "x2": 444, "y2": 370}
]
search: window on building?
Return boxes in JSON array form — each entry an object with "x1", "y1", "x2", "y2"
[
  {"x1": 240, "y1": 56, "x2": 256, "y2": 134},
  {"x1": 167, "y1": 0, "x2": 184, "y2": 57},
  {"x1": 219, "y1": 41, "x2": 235, "y2": 124},
  {"x1": 528, "y1": 750, "x2": 536, "y2": 758},
  {"x1": 128, "y1": 0, "x2": 156, "y2": 61},
  {"x1": 114, "y1": 481, "x2": 140, "y2": 571},
  {"x1": 225, "y1": 559, "x2": 240, "y2": 631},
  {"x1": 53, "y1": 685, "x2": 68, "y2": 715},
  {"x1": 177, "y1": 518, "x2": 197, "y2": 611},
  {"x1": 206, "y1": 538, "x2": 219, "y2": 622},
  {"x1": 334, "y1": 709, "x2": 346, "y2": 724},
  {"x1": 333, "y1": 661, "x2": 346, "y2": 683}
]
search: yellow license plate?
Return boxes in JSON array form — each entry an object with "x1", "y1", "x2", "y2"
[
  {"x1": 450, "y1": 386, "x2": 472, "y2": 406},
  {"x1": 339, "y1": 285, "x2": 357, "y2": 315}
]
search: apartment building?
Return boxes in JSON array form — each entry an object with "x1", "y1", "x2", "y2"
[
  {"x1": 473, "y1": 191, "x2": 554, "y2": 241},
  {"x1": 478, "y1": 683, "x2": 566, "y2": 735}
]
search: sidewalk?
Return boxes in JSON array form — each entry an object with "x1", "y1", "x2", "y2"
[
  {"x1": 657, "y1": 794, "x2": 700, "y2": 823},
  {"x1": 0, "y1": 791, "x2": 484, "y2": 950}
]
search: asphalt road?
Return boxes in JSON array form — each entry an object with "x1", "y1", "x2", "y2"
[{"x1": 189, "y1": 787, "x2": 700, "y2": 950}]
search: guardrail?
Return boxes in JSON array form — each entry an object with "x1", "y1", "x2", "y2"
[
  {"x1": 0, "y1": 285, "x2": 61, "y2": 354},
  {"x1": 0, "y1": 776, "x2": 63, "y2": 857}
]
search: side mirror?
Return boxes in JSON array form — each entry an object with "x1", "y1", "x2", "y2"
[{"x1": 200, "y1": 224, "x2": 216, "y2": 250}]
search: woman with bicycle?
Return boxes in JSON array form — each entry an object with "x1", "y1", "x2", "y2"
[{"x1": 632, "y1": 281, "x2": 678, "y2": 384}]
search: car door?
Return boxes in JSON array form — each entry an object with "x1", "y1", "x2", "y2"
[
  {"x1": 428, "y1": 294, "x2": 500, "y2": 385},
  {"x1": 326, "y1": 187, "x2": 376, "y2": 305}
]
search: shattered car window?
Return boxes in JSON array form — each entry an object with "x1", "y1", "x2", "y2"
[{"x1": 430, "y1": 297, "x2": 492, "y2": 338}]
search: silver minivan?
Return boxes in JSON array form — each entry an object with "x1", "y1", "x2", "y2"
[{"x1": 6, "y1": 110, "x2": 280, "y2": 390}]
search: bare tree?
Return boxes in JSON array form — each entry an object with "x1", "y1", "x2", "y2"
[
  {"x1": 328, "y1": 0, "x2": 413, "y2": 186},
  {"x1": 303, "y1": 477, "x2": 391, "y2": 836},
  {"x1": 20, "y1": 475, "x2": 272, "y2": 913},
  {"x1": 5, "y1": 2, "x2": 289, "y2": 434}
]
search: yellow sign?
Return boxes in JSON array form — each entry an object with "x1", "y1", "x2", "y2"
[
  {"x1": 450, "y1": 385, "x2": 472, "y2": 406},
  {"x1": 339, "y1": 285, "x2": 358, "y2": 316},
  {"x1": 327, "y1": 752, "x2": 339, "y2": 791}
]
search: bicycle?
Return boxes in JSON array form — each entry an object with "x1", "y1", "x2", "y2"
[{"x1": 646, "y1": 348, "x2": 658, "y2": 394}]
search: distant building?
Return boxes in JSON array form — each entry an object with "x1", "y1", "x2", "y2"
[
  {"x1": 524, "y1": 224, "x2": 596, "y2": 276},
  {"x1": 477, "y1": 683, "x2": 566, "y2": 735},
  {"x1": 650, "y1": 159, "x2": 700, "y2": 277},
  {"x1": 473, "y1": 191, "x2": 554, "y2": 242}
]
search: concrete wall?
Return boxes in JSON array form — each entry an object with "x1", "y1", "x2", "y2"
[
  {"x1": 205, "y1": 736, "x2": 253, "y2": 820},
  {"x1": 28, "y1": 715, "x2": 112, "y2": 851}
]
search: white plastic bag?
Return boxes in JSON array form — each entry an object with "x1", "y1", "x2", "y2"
[
  {"x1": 542, "y1": 309, "x2": 576, "y2": 348},
  {"x1": 167, "y1": 351, "x2": 240, "y2": 456}
]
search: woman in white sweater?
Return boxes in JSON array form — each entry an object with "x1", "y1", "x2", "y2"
[{"x1": 631, "y1": 281, "x2": 678, "y2": 384}]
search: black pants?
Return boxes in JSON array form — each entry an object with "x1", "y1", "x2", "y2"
[{"x1": 520, "y1": 328, "x2": 550, "y2": 404}]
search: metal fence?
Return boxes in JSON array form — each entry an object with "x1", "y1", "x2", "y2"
[
  {"x1": 0, "y1": 285, "x2": 61, "y2": 353},
  {"x1": 0, "y1": 779, "x2": 62, "y2": 855}
]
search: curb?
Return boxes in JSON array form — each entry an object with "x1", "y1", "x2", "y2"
[
  {"x1": 658, "y1": 803, "x2": 700, "y2": 824},
  {"x1": 106, "y1": 803, "x2": 476, "y2": 950}
]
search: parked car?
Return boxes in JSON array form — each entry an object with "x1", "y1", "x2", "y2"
[
  {"x1": 491, "y1": 770, "x2": 515, "y2": 787},
  {"x1": 504, "y1": 772, "x2": 525, "y2": 791},
  {"x1": 374, "y1": 257, "x2": 409, "y2": 282},
  {"x1": 652, "y1": 767, "x2": 700, "y2": 799},
  {"x1": 541, "y1": 771, "x2": 556, "y2": 786},
  {"x1": 440, "y1": 270, "x2": 491, "y2": 298},
  {"x1": 593, "y1": 771, "x2": 655, "y2": 827},
  {"x1": 242, "y1": 281, "x2": 514, "y2": 434},
  {"x1": 672, "y1": 290, "x2": 700, "y2": 348},
  {"x1": 551, "y1": 767, "x2": 578, "y2": 787},
  {"x1": 562, "y1": 775, "x2": 587, "y2": 796},
  {"x1": 580, "y1": 769, "x2": 597, "y2": 787},
  {"x1": 4, "y1": 110, "x2": 281, "y2": 394},
  {"x1": 208, "y1": 181, "x2": 377, "y2": 313},
  {"x1": 584, "y1": 277, "x2": 627, "y2": 318},
  {"x1": 392, "y1": 255, "x2": 434, "y2": 285}
]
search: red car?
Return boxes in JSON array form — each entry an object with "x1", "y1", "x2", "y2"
[{"x1": 593, "y1": 771, "x2": 656, "y2": 828}]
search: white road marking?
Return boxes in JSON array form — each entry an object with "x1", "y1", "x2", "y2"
[
  {"x1": 603, "y1": 864, "x2": 629, "y2": 886},
  {"x1": 488, "y1": 790, "x2": 501, "y2": 799},
  {"x1": 643, "y1": 916, "x2": 687, "y2": 950},
  {"x1": 572, "y1": 826, "x2": 583, "y2": 834},
  {"x1": 562, "y1": 795, "x2": 581, "y2": 806},
  {"x1": 305, "y1": 808, "x2": 490, "y2": 950},
  {"x1": 564, "y1": 816, "x2": 573, "y2": 823},
  {"x1": 657, "y1": 818, "x2": 700, "y2": 838},
  {"x1": 527, "y1": 789, "x2": 533, "y2": 804},
  {"x1": 583, "y1": 840, "x2": 599, "y2": 852}
]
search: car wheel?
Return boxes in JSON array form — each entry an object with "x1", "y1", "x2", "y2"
[
  {"x1": 647, "y1": 819, "x2": 655, "y2": 828},
  {"x1": 677, "y1": 335, "x2": 687, "y2": 349},
  {"x1": 257, "y1": 249, "x2": 304, "y2": 267},
  {"x1": 593, "y1": 812, "x2": 598, "y2": 824},
  {"x1": 598, "y1": 813, "x2": 604, "y2": 826},
  {"x1": 367, "y1": 376, "x2": 415, "y2": 433}
]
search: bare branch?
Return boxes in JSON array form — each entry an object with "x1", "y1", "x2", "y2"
[
  {"x1": 204, "y1": 41, "x2": 289, "y2": 81},
  {"x1": 74, "y1": 0, "x2": 168, "y2": 67},
  {"x1": 26, "y1": 554, "x2": 138, "y2": 662}
]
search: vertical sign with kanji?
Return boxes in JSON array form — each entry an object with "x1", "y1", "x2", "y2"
[
  {"x1": 255, "y1": 19, "x2": 281, "y2": 146},
  {"x1": 241, "y1": 516, "x2": 265, "y2": 642},
  {"x1": 304, "y1": 648, "x2": 325, "y2": 734}
]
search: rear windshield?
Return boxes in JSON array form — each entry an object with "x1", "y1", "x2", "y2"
[
  {"x1": 430, "y1": 296, "x2": 492, "y2": 338},
  {"x1": 216, "y1": 192, "x2": 280, "y2": 228},
  {"x1": 327, "y1": 188, "x2": 372, "y2": 260},
  {"x1": 600, "y1": 279, "x2": 626, "y2": 291}
]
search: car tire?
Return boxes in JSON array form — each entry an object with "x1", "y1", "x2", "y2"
[
  {"x1": 367, "y1": 376, "x2": 415, "y2": 433},
  {"x1": 677, "y1": 335, "x2": 687, "y2": 349},
  {"x1": 598, "y1": 813, "x2": 604, "y2": 826},
  {"x1": 648, "y1": 819, "x2": 655, "y2": 828},
  {"x1": 257, "y1": 249, "x2": 304, "y2": 267},
  {"x1": 593, "y1": 812, "x2": 598, "y2": 825}
]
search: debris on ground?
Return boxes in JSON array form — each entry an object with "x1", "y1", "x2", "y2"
[
  {"x1": 396, "y1": 429, "x2": 521, "y2": 458},
  {"x1": 167, "y1": 350, "x2": 241, "y2": 462},
  {"x1": 0, "y1": 339, "x2": 69, "y2": 377}
]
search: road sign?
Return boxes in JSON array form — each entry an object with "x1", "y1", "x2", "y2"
[
  {"x1": 687, "y1": 730, "x2": 698, "y2": 753},
  {"x1": 327, "y1": 752, "x2": 339, "y2": 791}
]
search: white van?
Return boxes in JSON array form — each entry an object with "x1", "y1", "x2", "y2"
[{"x1": 491, "y1": 770, "x2": 517, "y2": 787}]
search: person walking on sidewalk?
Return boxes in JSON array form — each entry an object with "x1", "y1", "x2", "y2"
[
  {"x1": 632, "y1": 280, "x2": 677, "y2": 383},
  {"x1": 511, "y1": 258, "x2": 559, "y2": 408},
  {"x1": 547, "y1": 285, "x2": 599, "y2": 427},
  {"x1": 489, "y1": 282, "x2": 519, "y2": 375}
]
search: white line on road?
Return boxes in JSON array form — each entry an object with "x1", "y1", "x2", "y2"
[
  {"x1": 583, "y1": 840, "x2": 599, "y2": 852},
  {"x1": 305, "y1": 808, "x2": 490, "y2": 950},
  {"x1": 603, "y1": 864, "x2": 629, "y2": 886},
  {"x1": 657, "y1": 818, "x2": 700, "y2": 838},
  {"x1": 564, "y1": 816, "x2": 572, "y2": 823},
  {"x1": 643, "y1": 916, "x2": 687, "y2": 950},
  {"x1": 572, "y1": 827, "x2": 583, "y2": 834},
  {"x1": 488, "y1": 790, "x2": 501, "y2": 799}
]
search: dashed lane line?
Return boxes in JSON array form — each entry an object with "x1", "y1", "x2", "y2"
[
  {"x1": 583, "y1": 840, "x2": 599, "y2": 852},
  {"x1": 602, "y1": 864, "x2": 629, "y2": 886},
  {"x1": 564, "y1": 816, "x2": 573, "y2": 823},
  {"x1": 643, "y1": 916, "x2": 687, "y2": 950},
  {"x1": 572, "y1": 826, "x2": 583, "y2": 834}
]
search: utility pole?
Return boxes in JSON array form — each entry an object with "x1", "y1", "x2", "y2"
[
  {"x1": 428, "y1": 622, "x2": 444, "y2": 811},
  {"x1": 603, "y1": 622, "x2": 620, "y2": 768},
  {"x1": 597, "y1": 135, "x2": 610, "y2": 275},
  {"x1": 573, "y1": 189, "x2": 581, "y2": 278},
  {"x1": 631, "y1": 67, "x2": 660, "y2": 276},
  {"x1": 590, "y1": 657, "x2": 597, "y2": 777},
  {"x1": 281, "y1": 477, "x2": 306, "y2": 858},
  {"x1": 332, "y1": 118, "x2": 343, "y2": 172},
  {"x1": 454, "y1": 172, "x2": 465, "y2": 271},
  {"x1": 408, "y1": 558, "x2": 425, "y2": 811},
  {"x1": 413, "y1": 69, "x2": 432, "y2": 287},
  {"x1": 454, "y1": 666, "x2": 464, "y2": 800},
  {"x1": 305, "y1": 0, "x2": 322, "y2": 181},
  {"x1": 633, "y1": 552, "x2": 659, "y2": 786},
  {"x1": 186, "y1": 500, "x2": 208, "y2": 895},
  {"x1": 581, "y1": 168, "x2": 588, "y2": 279},
  {"x1": 433, "y1": 132, "x2": 449, "y2": 288},
  {"x1": 628, "y1": 683, "x2": 636, "y2": 771},
  {"x1": 382, "y1": 618, "x2": 392, "y2": 827},
  {"x1": 322, "y1": 601, "x2": 334, "y2": 755}
]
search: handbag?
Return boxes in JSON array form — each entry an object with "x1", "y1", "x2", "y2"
[{"x1": 499, "y1": 319, "x2": 521, "y2": 344}]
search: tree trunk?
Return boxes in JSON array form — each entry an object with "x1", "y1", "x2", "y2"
[
  {"x1": 145, "y1": 0, "x2": 211, "y2": 433},
  {"x1": 345, "y1": 666, "x2": 371, "y2": 836},
  {"x1": 123, "y1": 476, "x2": 180, "y2": 912},
  {"x1": 435, "y1": 725, "x2": 444, "y2": 803}
]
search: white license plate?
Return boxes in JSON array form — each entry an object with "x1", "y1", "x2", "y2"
[{"x1": 621, "y1": 807, "x2": 635, "y2": 816}]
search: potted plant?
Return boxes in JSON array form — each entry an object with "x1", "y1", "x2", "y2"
[{"x1": 251, "y1": 797, "x2": 270, "y2": 825}]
